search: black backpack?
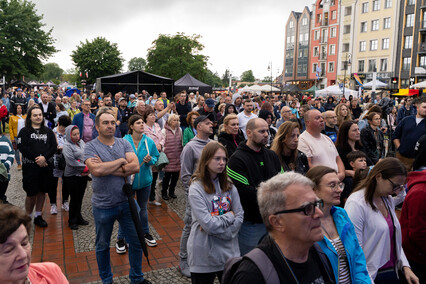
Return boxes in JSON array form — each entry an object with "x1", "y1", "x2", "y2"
[{"x1": 222, "y1": 248, "x2": 279, "y2": 284}]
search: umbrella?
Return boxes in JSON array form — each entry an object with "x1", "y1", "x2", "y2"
[
  {"x1": 362, "y1": 80, "x2": 388, "y2": 88},
  {"x1": 65, "y1": 88, "x2": 81, "y2": 97},
  {"x1": 392, "y1": 89, "x2": 419, "y2": 96},
  {"x1": 122, "y1": 182, "x2": 150, "y2": 265},
  {"x1": 260, "y1": 85, "x2": 281, "y2": 92},
  {"x1": 412, "y1": 81, "x2": 426, "y2": 88}
]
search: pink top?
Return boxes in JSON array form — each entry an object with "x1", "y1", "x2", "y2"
[
  {"x1": 380, "y1": 211, "x2": 396, "y2": 269},
  {"x1": 28, "y1": 262, "x2": 69, "y2": 283},
  {"x1": 82, "y1": 113, "x2": 93, "y2": 143}
]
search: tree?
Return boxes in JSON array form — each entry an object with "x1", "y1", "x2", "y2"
[
  {"x1": 241, "y1": 70, "x2": 255, "y2": 82},
  {"x1": 263, "y1": 76, "x2": 272, "y2": 82},
  {"x1": 204, "y1": 70, "x2": 222, "y2": 87},
  {"x1": 222, "y1": 69, "x2": 231, "y2": 86},
  {"x1": 61, "y1": 68, "x2": 79, "y2": 85},
  {"x1": 71, "y1": 37, "x2": 123, "y2": 84},
  {"x1": 0, "y1": 0, "x2": 57, "y2": 81},
  {"x1": 145, "y1": 33, "x2": 208, "y2": 80},
  {"x1": 40, "y1": 63, "x2": 63, "y2": 82},
  {"x1": 128, "y1": 57, "x2": 146, "y2": 71}
]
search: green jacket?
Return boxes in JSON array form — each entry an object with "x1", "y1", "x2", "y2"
[{"x1": 183, "y1": 127, "x2": 195, "y2": 146}]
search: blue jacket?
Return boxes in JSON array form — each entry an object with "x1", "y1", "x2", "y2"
[
  {"x1": 72, "y1": 112, "x2": 95, "y2": 138},
  {"x1": 317, "y1": 206, "x2": 371, "y2": 284},
  {"x1": 123, "y1": 134, "x2": 159, "y2": 189}
]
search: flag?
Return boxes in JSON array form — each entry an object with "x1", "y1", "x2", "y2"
[
  {"x1": 353, "y1": 73, "x2": 363, "y2": 86},
  {"x1": 85, "y1": 72, "x2": 88, "y2": 78},
  {"x1": 79, "y1": 72, "x2": 82, "y2": 77}
]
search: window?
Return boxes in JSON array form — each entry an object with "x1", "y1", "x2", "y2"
[
  {"x1": 370, "y1": 39, "x2": 378, "y2": 50},
  {"x1": 368, "y1": 59, "x2": 377, "y2": 72},
  {"x1": 406, "y1": 14, "x2": 414, "y2": 27},
  {"x1": 380, "y1": 59, "x2": 388, "y2": 71},
  {"x1": 362, "y1": 2, "x2": 368, "y2": 13},
  {"x1": 330, "y1": 27, "x2": 336, "y2": 37},
  {"x1": 302, "y1": 17, "x2": 308, "y2": 26},
  {"x1": 405, "y1": 35, "x2": 413, "y2": 49},
  {"x1": 291, "y1": 35, "x2": 295, "y2": 43},
  {"x1": 345, "y1": 6, "x2": 352, "y2": 16},
  {"x1": 344, "y1": 25, "x2": 351, "y2": 34},
  {"x1": 300, "y1": 34, "x2": 304, "y2": 42},
  {"x1": 360, "y1": 41, "x2": 367, "y2": 52},
  {"x1": 314, "y1": 30, "x2": 320, "y2": 40},
  {"x1": 361, "y1": 22, "x2": 368, "y2": 32},
  {"x1": 314, "y1": 46, "x2": 319, "y2": 56},
  {"x1": 305, "y1": 33, "x2": 309, "y2": 41},
  {"x1": 358, "y1": 60, "x2": 365, "y2": 72},
  {"x1": 313, "y1": 63, "x2": 318, "y2": 73},
  {"x1": 384, "y1": 0, "x2": 391, "y2": 8},
  {"x1": 329, "y1": 45, "x2": 336, "y2": 55},
  {"x1": 371, "y1": 20, "x2": 379, "y2": 31},
  {"x1": 373, "y1": 0, "x2": 380, "y2": 11},
  {"x1": 289, "y1": 20, "x2": 294, "y2": 28},
  {"x1": 420, "y1": 56, "x2": 426, "y2": 67},
  {"x1": 403, "y1": 57, "x2": 411, "y2": 71},
  {"x1": 332, "y1": 11, "x2": 337, "y2": 20},
  {"x1": 407, "y1": 0, "x2": 415, "y2": 5},
  {"x1": 343, "y1": 43, "x2": 349, "y2": 52},
  {"x1": 321, "y1": 28, "x2": 328, "y2": 43},
  {"x1": 383, "y1": 17, "x2": 391, "y2": 29},
  {"x1": 382, "y1": 38, "x2": 389, "y2": 49},
  {"x1": 329, "y1": 62, "x2": 335, "y2": 72}
]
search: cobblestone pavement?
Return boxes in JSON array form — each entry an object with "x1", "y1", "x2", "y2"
[{"x1": 4, "y1": 158, "x2": 221, "y2": 283}]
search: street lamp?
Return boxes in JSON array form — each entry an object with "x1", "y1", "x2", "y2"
[
  {"x1": 343, "y1": 53, "x2": 352, "y2": 97},
  {"x1": 268, "y1": 61, "x2": 273, "y2": 92}
]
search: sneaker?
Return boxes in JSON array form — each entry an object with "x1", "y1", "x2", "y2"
[
  {"x1": 162, "y1": 194, "x2": 169, "y2": 201},
  {"x1": 17, "y1": 165, "x2": 22, "y2": 170},
  {"x1": 34, "y1": 216, "x2": 48, "y2": 228},
  {"x1": 115, "y1": 239, "x2": 126, "y2": 254},
  {"x1": 169, "y1": 193, "x2": 177, "y2": 199},
  {"x1": 69, "y1": 223, "x2": 79, "y2": 230},
  {"x1": 178, "y1": 259, "x2": 190, "y2": 277},
  {"x1": 62, "y1": 201, "x2": 69, "y2": 212},
  {"x1": 50, "y1": 204, "x2": 58, "y2": 215},
  {"x1": 149, "y1": 201, "x2": 162, "y2": 206},
  {"x1": 144, "y1": 233, "x2": 157, "y2": 247}
]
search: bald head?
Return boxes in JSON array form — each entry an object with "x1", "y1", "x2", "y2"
[
  {"x1": 305, "y1": 109, "x2": 324, "y2": 134},
  {"x1": 246, "y1": 118, "x2": 267, "y2": 132}
]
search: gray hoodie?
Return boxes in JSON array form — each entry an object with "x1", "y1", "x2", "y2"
[
  {"x1": 180, "y1": 137, "x2": 211, "y2": 191},
  {"x1": 63, "y1": 125, "x2": 86, "y2": 177},
  {"x1": 187, "y1": 179, "x2": 244, "y2": 273}
]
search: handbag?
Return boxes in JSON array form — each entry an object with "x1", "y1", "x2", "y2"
[
  {"x1": 0, "y1": 163, "x2": 8, "y2": 182},
  {"x1": 154, "y1": 151, "x2": 169, "y2": 171}
]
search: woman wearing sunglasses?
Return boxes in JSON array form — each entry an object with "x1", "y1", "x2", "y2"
[
  {"x1": 306, "y1": 166, "x2": 371, "y2": 284},
  {"x1": 345, "y1": 158, "x2": 419, "y2": 284}
]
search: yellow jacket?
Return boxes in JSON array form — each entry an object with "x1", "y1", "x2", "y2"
[{"x1": 9, "y1": 114, "x2": 26, "y2": 141}]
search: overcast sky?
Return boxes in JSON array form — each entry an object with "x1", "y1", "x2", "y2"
[{"x1": 34, "y1": 0, "x2": 313, "y2": 80}]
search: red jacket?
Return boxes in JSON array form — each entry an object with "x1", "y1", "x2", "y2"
[
  {"x1": 400, "y1": 170, "x2": 426, "y2": 265},
  {"x1": 0, "y1": 105, "x2": 7, "y2": 119}
]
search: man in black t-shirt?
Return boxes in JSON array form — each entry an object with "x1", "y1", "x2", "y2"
[
  {"x1": 229, "y1": 172, "x2": 335, "y2": 284},
  {"x1": 321, "y1": 111, "x2": 339, "y2": 143}
]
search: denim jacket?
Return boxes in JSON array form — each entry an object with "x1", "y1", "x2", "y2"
[{"x1": 317, "y1": 206, "x2": 371, "y2": 284}]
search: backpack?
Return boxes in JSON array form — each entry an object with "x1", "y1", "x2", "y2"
[{"x1": 222, "y1": 248, "x2": 279, "y2": 284}]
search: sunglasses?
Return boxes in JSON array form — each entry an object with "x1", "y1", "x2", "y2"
[{"x1": 274, "y1": 200, "x2": 324, "y2": 217}]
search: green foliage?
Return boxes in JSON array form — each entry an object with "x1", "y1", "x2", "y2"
[
  {"x1": 222, "y1": 69, "x2": 231, "y2": 86},
  {"x1": 145, "y1": 33, "x2": 208, "y2": 80},
  {"x1": 263, "y1": 76, "x2": 272, "y2": 82},
  {"x1": 0, "y1": 0, "x2": 57, "y2": 81},
  {"x1": 128, "y1": 57, "x2": 146, "y2": 71},
  {"x1": 204, "y1": 69, "x2": 222, "y2": 87},
  {"x1": 71, "y1": 37, "x2": 123, "y2": 84},
  {"x1": 241, "y1": 70, "x2": 255, "y2": 82},
  {"x1": 40, "y1": 63, "x2": 63, "y2": 82}
]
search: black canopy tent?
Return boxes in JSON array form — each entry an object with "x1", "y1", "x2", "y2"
[
  {"x1": 96, "y1": 71, "x2": 174, "y2": 96},
  {"x1": 174, "y1": 73, "x2": 212, "y2": 95}
]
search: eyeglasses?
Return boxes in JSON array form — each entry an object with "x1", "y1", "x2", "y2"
[
  {"x1": 320, "y1": 182, "x2": 344, "y2": 191},
  {"x1": 274, "y1": 200, "x2": 324, "y2": 217},
  {"x1": 387, "y1": 178, "x2": 405, "y2": 192}
]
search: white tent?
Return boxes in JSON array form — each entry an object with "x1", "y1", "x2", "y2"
[
  {"x1": 315, "y1": 84, "x2": 358, "y2": 99},
  {"x1": 260, "y1": 84, "x2": 281, "y2": 92},
  {"x1": 412, "y1": 81, "x2": 426, "y2": 88},
  {"x1": 362, "y1": 80, "x2": 388, "y2": 88},
  {"x1": 238, "y1": 85, "x2": 252, "y2": 93}
]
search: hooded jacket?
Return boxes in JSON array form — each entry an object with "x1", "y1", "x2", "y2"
[
  {"x1": 400, "y1": 170, "x2": 426, "y2": 265},
  {"x1": 218, "y1": 131, "x2": 245, "y2": 158},
  {"x1": 123, "y1": 134, "x2": 159, "y2": 190},
  {"x1": 180, "y1": 137, "x2": 211, "y2": 191},
  {"x1": 227, "y1": 142, "x2": 282, "y2": 223},
  {"x1": 63, "y1": 125, "x2": 86, "y2": 177}
]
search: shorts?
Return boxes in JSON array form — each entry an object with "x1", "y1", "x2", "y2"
[{"x1": 22, "y1": 166, "x2": 56, "y2": 197}]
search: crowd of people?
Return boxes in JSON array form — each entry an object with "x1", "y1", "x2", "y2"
[{"x1": 0, "y1": 86, "x2": 424, "y2": 284}]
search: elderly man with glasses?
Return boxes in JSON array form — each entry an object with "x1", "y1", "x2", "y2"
[{"x1": 228, "y1": 172, "x2": 335, "y2": 284}]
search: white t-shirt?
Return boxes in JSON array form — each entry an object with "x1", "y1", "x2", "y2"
[
  {"x1": 298, "y1": 131, "x2": 339, "y2": 171},
  {"x1": 237, "y1": 112, "x2": 258, "y2": 139}
]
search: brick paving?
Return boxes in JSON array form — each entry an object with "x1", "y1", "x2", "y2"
[{"x1": 5, "y1": 161, "x2": 196, "y2": 283}]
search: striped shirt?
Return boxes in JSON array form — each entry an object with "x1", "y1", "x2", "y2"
[
  {"x1": 330, "y1": 236, "x2": 352, "y2": 284},
  {"x1": 0, "y1": 135, "x2": 15, "y2": 180}
]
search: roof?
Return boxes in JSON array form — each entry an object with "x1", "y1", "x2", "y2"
[{"x1": 174, "y1": 73, "x2": 211, "y2": 87}]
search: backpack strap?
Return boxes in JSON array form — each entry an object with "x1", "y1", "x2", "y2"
[{"x1": 245, "y1": 248, "x2": 280, "y2": 284}]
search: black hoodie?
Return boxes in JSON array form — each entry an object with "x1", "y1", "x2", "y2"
[{"x1": 227, "y1": 142, "x2": 281, "y2": 223}]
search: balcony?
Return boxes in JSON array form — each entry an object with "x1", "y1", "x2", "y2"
[
  {"x1": 320, "y1": 37, "x2": 328, "y2": 44},
  {"x1": 319, "y1": 53, "x2": 327, "y2": 60},
  {"x1": 320, "y1": 19, "x2": 329, "y2": 27},
  {"x1": 419, "y1": 43, "x2": 426, "y2": 54}
]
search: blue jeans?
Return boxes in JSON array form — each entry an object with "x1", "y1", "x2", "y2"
[
  {"x1": 93, "y1": 202, "x2": 144, "y2": 284},
  {"x1": 238, "y1": 221, "x2": 267, "y2": 255},
  {"x1": 15, "y1": 149, "x2": 21, "y2": 166},
  {"x1": 179, "y1": 192, "x2": 192, "y2": 261},
  {"x1": 118, "y1": 187, "x2": 150, "y2": 240}
]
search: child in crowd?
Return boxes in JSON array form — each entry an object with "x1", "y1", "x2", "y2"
[{"x1": 342, "y1": 151, "x2": 368, "y2": 206}]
